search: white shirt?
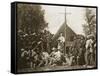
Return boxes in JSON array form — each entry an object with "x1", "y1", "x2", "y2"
[
  {"x1": 42, "y1": 52, "x2": 49, "y2": 60},
  {"x1": 86, "y1": 39, "x2": 93, "y2": 49},
  {"x1": 54, "y1": 51, "x2": 62, "y2": 61},
  {"x1": 58, "y1": 36, "x2": 65, "y2": 43}
]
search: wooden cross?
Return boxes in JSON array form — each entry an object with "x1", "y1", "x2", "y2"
[
  {"x1": 59, "y1": 7, "x2": 71, "y2": 24},
  {"x1": 59, "y1": 7, "x2": 71, "y2": 55}
]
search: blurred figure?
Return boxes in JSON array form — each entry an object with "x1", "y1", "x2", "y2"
[
  {"x1": 85, "y1": 36, "x2": 94, "y2": 66},
  {"x1": 57, "y1": 33, "x2": 65, "y2": 53},
  {"x1": 20, "y1": 48, "x2": 30, "y2": 68},
  {"x1": 41, "y1": 51, "x2": 50, "y2": 66},
  {"x1": 49, "y1": 47, "x2": 57, "y2": 65},
  {"x1": 64, "y1": 54, "x2": 74, "y2": 66},
  {"x1": 50, "y1": 47, "x2": 63, "y2": 66},
  {"x1": 93, "y1": 41, "x2": 96, "y2": 66}
]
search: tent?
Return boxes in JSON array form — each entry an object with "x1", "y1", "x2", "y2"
[{"x1": 52, "y1": 22, "x2": 76, "y2": 47}]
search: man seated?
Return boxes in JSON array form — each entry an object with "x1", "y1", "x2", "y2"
[
  {"x1": 50, "y1": 47, "x2": 63, "y2": 66},
  {"x1": 38, "y1": 51, "x2": 50, "y2": 67},
  {"x1": 64, "y1": 54, "x2": 74, "y2": 66},
  {"x1": 49, "y1": 47, "x2": 57, "y2": 65},
  {"x1": 21, "y1": 48, "x2": 30, "y2": 59}
]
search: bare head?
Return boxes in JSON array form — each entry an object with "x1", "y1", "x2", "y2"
[{"x1": 60, "y1": 33, "x2": 63, "y2": 36}]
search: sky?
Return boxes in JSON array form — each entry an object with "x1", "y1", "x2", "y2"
[{"x1": 42, "y1": 5, "x2": 96, "y2": 35}]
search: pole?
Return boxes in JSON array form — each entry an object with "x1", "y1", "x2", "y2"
[{"x1": 64, "y1": 8, "x2": 66, "y2": 55}]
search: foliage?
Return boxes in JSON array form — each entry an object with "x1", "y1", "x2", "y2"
[
  {"x1": 16, "y1": 4, "x2": 52, "y2": 69},
  {"x1": 17, "y1": 4, "x2": 48, "y2": 34},
  {"x1": 82, "y1": 8, "x2": 96, "y2": 36}
]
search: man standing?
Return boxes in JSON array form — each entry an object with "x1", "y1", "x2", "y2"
[
  {"x1": 85, "y1": 36, "x2": 93, "y2": 66},
  {"x1": 57, "y1": 33, "x2": 65, "y2": 53}
]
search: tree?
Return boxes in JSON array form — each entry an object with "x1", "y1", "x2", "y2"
[
  {"x1": 17, "y1": 4, "x2": 49, "y2": 69},
  {"x1": 82, "y1": 8, "x2": 96, "y2": 36},
  {"x1": 17, "y1": 4, "x2": 48, "y2": 34}
]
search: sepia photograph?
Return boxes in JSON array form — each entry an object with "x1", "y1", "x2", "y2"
[{"x1": 14, "y1": 2, "x2": 97, "y2": 73}]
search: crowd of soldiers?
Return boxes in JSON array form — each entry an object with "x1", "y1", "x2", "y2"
[{"x1": 17, "y1": 30, "x2": 96, "y2": 70}]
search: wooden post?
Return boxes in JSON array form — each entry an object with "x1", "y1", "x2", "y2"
[
  {"x1": 64, "y1": 8, "x2": 66, "y2": 55},
  {"x1": 59, "y1": 7, "x2": 71, "y2": 55}
]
